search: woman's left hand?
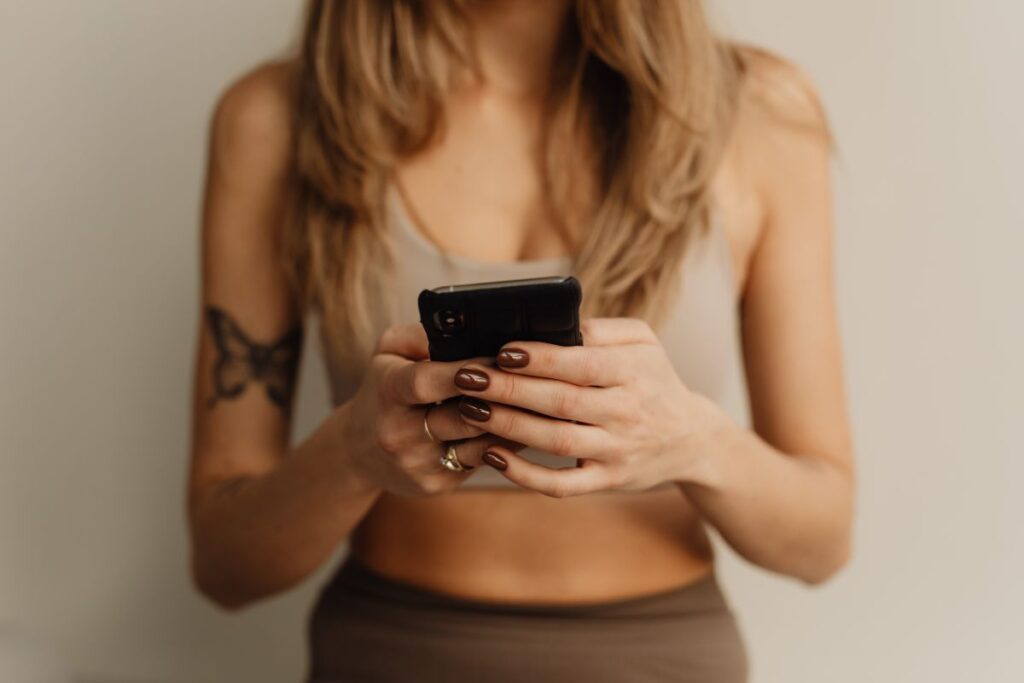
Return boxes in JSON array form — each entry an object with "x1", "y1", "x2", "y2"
[{"x1": 452, "y1": 318, "x2": 735, "y2": 497}]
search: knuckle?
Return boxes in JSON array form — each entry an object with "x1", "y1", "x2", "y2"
[
  {"x1": 374, "y1": 324, "x2": 407, "y2": 355},
  {"x1": 553, "y1": 388, "x2": 578, "y2": 418},
  {"x1": 545, "y1": 481, "x2": 570, "y2": 499},
  {"x1": 550, "y1": 430, "x2": 576, "y2": 458},
  {"x1": 373, "y1": 416, "x2": 406, "y2": 454},
  {"x1": 394, "y1": 446, "x2": 422, "y2": 469},
  {"x1": 379, "y1": 325, "x2": 399, "y2": 347},
  {"x1": 578, "y1": 349, "x2": 600, "y2": 386},
  {"x1": 369, "y1": 352, "x2": 390, "y2": 373},
  {"x1": 415, "y1": 479, "x2": 438, "y2": 496},
  {"x1": 499, "y1": 409, "x2": 521, "y2": 437},
  {"x1": 496, "y1": 371, "x2": 519, "y2": 403},
  {"x1": 418, "y1": 475, "x2": 453, "y2": 496},
  {"x1": 374, "y1": 427, "x2": 402, "y2": 454}
]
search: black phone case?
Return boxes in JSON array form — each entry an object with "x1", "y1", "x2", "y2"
[{"x1": 418, "y1": 276, "x2": 583, "y2": 362}]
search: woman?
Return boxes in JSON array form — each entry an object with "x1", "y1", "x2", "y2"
[{"x1": 188, "y1": 1, "x2": 854, "y2": 681}]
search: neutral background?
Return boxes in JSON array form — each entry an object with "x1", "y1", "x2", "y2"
[{"x1": 2, "y1": 1, "x2": 1021, "y2": 681}]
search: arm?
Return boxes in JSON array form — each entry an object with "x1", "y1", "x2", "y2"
[
  {"x1": 188, "y1": 64, "x2": 381, "y2": 609},
  {"x1": 446, "y1": 57, "x2": 853, "y2": 585},
  {"x1": 679, "y1": 56, "x2": 854, "y2": 584},
  {"x1": 189, "y1": 66, "x2": 499, "y2": 609}
]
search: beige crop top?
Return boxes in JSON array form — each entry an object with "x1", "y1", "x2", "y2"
[{"x1": 320, "y1": 189, "x2": 750, "y2": 489}]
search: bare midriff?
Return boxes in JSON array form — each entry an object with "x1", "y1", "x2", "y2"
[{"x1": 350, "y1": 487, "x2": 714, "y2": 604}]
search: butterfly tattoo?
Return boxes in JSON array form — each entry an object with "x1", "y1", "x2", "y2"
[{"x1": 205, "y1": 306, "x2": 302, "y2": 409}]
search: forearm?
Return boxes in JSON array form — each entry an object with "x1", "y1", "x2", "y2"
[
  {"x1": 189, "y1": 405, "x2": 381, "y2": 608},
  {"x1": 677, "y1": 424, "x2": 854, "y2": 584}
]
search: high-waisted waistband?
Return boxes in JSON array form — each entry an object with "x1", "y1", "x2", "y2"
[
  {"x1": 308, "y1": 556, "x2": 748, "y2": 682},
  {"x1": 324, "y1": 555, "x2": 731, "y2": 617}
]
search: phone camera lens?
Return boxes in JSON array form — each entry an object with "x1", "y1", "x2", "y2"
[{"x1": 436, "y1": 309, "x2": 464, "y2": 334}]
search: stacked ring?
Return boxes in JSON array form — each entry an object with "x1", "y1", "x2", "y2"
[
  {"x1": 439, "y1": 443, "x2": 468, "y2": 472},
  {"x1": 422, "y1": 405, "x2": 441, "y2": 444},
  {"x1": 424, "y1": 405, "x2": 471, "y2": 472}
]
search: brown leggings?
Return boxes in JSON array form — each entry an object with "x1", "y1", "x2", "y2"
[{"x1": 308, "y1": 557, "x2": 748, "y2": 682}]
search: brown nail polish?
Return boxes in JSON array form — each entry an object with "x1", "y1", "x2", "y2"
[
  {"x1": 482, "y1": 450, "x2": 508, "y2": 471},
  {"x1": 458, "y1": 397, "x2": 491, "y2": 422},
  {"x1": 455, "y1": 368, "x2": 490, "y2": 390},
  {"x1": 496, "y1": 348, "x2": 529, "y2": 368}
]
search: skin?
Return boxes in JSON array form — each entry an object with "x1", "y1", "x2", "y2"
[{"x1": 189, "y1": 0, "x2": 853, "y2": 609}]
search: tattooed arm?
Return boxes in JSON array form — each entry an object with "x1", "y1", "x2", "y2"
[
  {"x1": 204, "y1": 305, "x2": 302, "y2": 409},
  {"x1": 188, "y1": 65, "x2": 381, "y2": 608}
]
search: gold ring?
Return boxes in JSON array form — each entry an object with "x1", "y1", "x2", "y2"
[
  {"x1": 423, "y1": 405, "x2": 440, "y2": 444},
  {"x1": 439, "y1": 443, "x2": 469, "y2": 472}
]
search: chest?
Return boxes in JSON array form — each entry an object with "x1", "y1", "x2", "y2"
[{"x1": 393, "y1": 93, "x2": 595, "y2": 265}]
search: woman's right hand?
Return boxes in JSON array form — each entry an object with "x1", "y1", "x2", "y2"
[{"x1": 337, "y1": 323, "x2": 502, "y2": 497}]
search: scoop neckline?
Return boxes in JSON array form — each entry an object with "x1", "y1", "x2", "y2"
[{"x1": 388, "y1": 187, "x2": 573, "y2": 273}]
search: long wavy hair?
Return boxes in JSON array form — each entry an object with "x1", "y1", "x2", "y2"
[{"x1": 284, "y1": 0, "x2": 744, "y2": 365}]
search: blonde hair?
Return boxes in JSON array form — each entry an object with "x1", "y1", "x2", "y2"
[{"x1": 284, "y1": 0, "x2": 743, "y2": 364}]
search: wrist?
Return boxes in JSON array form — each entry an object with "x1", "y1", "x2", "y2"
[
  {"x1": 315, "y1": 404, "x2": 383, "y2": 499},
  {"x1": 670, "y1": 400, "x2": 741, "y2": 490}
]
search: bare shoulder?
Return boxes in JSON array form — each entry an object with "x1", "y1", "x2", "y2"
[
  {"x1": 208, "y1": 60, "x2": 296, "y2": 182},
  {"x1": 201, "y1": 60, "x2": 299, "y2": 300},
  {"x1": 731, "y1": 45, "x2": 832, "y2": 226},
  {"x1": 732, "y1": 45, "x2": 830, "y2": 139},
  {"x1": 714, "y1": 46, "x2": 833, "y2": 289}
]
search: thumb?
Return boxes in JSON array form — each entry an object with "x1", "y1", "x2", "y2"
[{"x1": 376, "y1": 323, "x2": 429, "y2": 360}]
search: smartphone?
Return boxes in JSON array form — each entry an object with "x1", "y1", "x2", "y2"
[{"x1": 418, "y1": 276, "x2": 582, "y2": 362}]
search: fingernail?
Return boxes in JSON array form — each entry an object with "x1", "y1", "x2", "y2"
[
  {"x1": 458, "y1": 397, "x2": 491, "y2": 422},
  {"x1": 455, "y1": 368, "x2": 490, "y2": 390},
  {"x1": 496, "y1": 348, "x2": 529, "y2": 368},
  {"x1": 482, "y1": 451, "x2": 508, "y2": 471}
]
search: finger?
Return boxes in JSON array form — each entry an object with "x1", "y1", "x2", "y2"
[
  {"x1": 376, "y1": 323, "x2": 429, "y2": 359},
  {"x1": 480, "y1": 445, "x2": 611, "y2": 498},
  {"x1": 383, "y1": 356, "x2": 489, "y2": 405},
  {"x1": 398, "y1": 438, "x2": 521, "y2": 496},
  {"x1": 456, "y1": 362, "x2": 613, "y2": 420},
  {"x1": 579, "y1": 318, "x2": 658, "y2": 347},
  {"x1": 444, "y1": 435, "x2": 522, "y2": 470},
  {"x1": 458, "y1": 398, "x2": 610, "y2": 460},
  {"x1": 423, "y1": 401, "x2": 485, "y2": 442},
  {"x1": 408, "y1": 435, "x2": 521, "y2": 475},
  {"x1": 492, "y1": 344, "x2": 625, "y2": 388}
]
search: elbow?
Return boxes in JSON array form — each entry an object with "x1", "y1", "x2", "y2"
[
  {"x1": 798, "y1": 534, "x2": 853, "y2": 586},
  {"x1": 798, "y1": 467, "x2": 856, "y2": 586},
  {"x1": 186, "y1": 485, "x2": 269, "y2": 611},
  {"x1": 194, "y1": 578, "x2": 253, "y2": 612},
  {"x1": 189, "y1": 539, "x2": 302, "y2": 610},
  {"x1": 190, "y1": 552, "x2": 259, "y2": 612}
]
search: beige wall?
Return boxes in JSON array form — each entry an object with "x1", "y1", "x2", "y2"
[{"x1": 1, "y1": 1, "x2": 1021, "y2": 681}]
